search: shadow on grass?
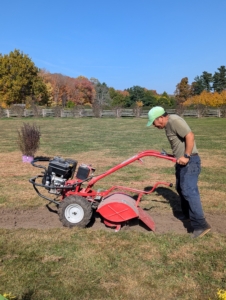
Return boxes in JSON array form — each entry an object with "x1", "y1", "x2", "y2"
[
  {"x1": 143, "y1": 186, "x2": 193, "y2": 233},
  {"x1": 143, "y1": 186, "x2": 180, "y2": 210},
  {"x1": 21, "y1": 290, "x2": 35, "y2": 300}
]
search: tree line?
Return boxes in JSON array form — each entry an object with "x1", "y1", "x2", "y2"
[
  {"x1": 175, "y1": 67, "x2": 226, "y2": 111},
  {"x1": 0, "y1": 49, "x2": 175, "y2": 113},
  {"x1": 1, "y1": 49, "x2": 226, "y2": 116}
]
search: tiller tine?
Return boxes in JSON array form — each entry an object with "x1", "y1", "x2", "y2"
[{"x1": 137, "y1": 207, "x2": 156, "y2": 232}]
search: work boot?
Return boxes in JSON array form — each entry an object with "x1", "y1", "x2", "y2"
[{"x1": 192, "y1": 224, "x2": 211, "y2": 238}]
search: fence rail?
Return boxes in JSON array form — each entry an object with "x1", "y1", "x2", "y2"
[{"x1": 1, "y1": 108, "x2": 223, "y2": 118}]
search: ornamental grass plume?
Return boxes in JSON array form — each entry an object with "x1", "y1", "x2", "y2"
[{"x1": 17, "y1": 122, "x2": 41, "y2": 157}]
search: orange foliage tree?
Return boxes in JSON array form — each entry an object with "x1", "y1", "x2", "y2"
[
  {"x1": 39, "y1": 71, "x2": 95, "y2": 107},
  {"x1": 70, "y1": 76, "x2": 95, "y2": 105},
  {"x1": 184, "y1": 90, "x2": 226, "y2": 117},
  {"x1": 184, "y1": 90, "x2": 226, "y2": 107},
  {"x1": 174, "y1": 77, "x2": 191, "y2": 105}
]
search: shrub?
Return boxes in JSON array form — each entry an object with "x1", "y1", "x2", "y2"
[
  {"x1": 10, "y1": 105, "x2": 25, "y2": 117},
  {"x1": 17, "y1": 122, "x2": 41, "y2": 157}
]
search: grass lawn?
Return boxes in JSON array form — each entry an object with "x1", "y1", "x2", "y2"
[{"x1": 0, "y1": 117, "x2": 226, "y2": 300}]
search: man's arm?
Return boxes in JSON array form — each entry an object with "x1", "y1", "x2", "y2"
[
  {"x1": 177, "y1": 131, "x2": 194, "y2": 165},
  {"x1": 184, "y1": 131, "x2": 195, "y2": 155}
]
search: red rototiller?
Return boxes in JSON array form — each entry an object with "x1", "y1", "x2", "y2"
[{"x1": 29, "y1": 150, "x2": 176, "y2": 232}]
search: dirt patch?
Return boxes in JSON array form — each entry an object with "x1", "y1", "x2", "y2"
[{"x1": 0, "y1": 206, "x2": 225, "y2": 235}]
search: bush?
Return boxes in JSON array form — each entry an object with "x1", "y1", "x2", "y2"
[
  {"x1": 17, "y1": 123, "x2": 41, "y2": 157},
  {"x1": 10, "y1": 105, "x2": 24, "y2": 117}
]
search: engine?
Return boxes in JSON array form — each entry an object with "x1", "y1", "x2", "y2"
[{"x1": 42, "y1": 157, "x2": 77, "y2": 194}]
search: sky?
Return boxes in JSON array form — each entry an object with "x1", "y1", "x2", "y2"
[{"x1": 1, "y1": 0, "x2": 226, "y2": 95}]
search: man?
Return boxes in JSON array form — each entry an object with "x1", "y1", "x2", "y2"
[{"x1": 147, "y1": 106, "x2": 210, "y2": 238}]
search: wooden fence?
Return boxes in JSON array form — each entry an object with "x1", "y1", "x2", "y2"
[{"x1": 1, "y1": 108, "x2": 223, "y2": 118}]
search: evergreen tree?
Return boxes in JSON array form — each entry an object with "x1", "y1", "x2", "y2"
[
  {"x1": 191, "y1": 76, "x2": 206, "y2": 95},
  {"x1": 213, "y1": 66, "x2": 226, "y2": 93},
  {"x1": 202, "y1": 71, "x2": 212, "y2": 92},
  {"x1": 126, "y1": 86, "x2": 145, "y2": 107}
]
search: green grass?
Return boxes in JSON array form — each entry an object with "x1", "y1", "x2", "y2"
[
  {"x1": 0, "y1": 117, "x2": 226, "y2": 299},
  {"x1": 1, "y1": 117, "x2": 226, "y2": 155},
  {"x1": 0, "y1": 117, "x2": 168, "y2": 156},
  {"x1": 1, "y1": 229, "x2": 226, "y2": 300}
]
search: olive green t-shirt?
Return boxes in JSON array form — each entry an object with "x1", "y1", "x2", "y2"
[{"x1": 165, "y1": 114, "x2": 198, "y2": 159}]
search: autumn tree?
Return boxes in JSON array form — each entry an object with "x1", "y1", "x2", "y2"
[
  {"x1": 185, "y1": 90, "x2": 226, "y2": 107},
  {"x1": 133, "y1": 100, "x2": 143, "y2": 117},
  {"x1": 71, "y1": 76, "x2": 94, "y2": 105},
  {"x1": 39, "y1": 71, "x2": 95, "y2": 107},
  {"x1": 0, "y1": 49, "x2": 48, "y2": 107},
  {"x1": 174, "y1": 77, "x2": 191, "y2": 105},
  {"x1": 49, "y1": 73, "x2": 68, "y2": 107},
  {"x1": 184, "y1": 90, "x2": 226, "y2": 117}
]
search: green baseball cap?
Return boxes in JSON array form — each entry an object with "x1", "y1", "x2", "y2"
[{"x1": 147, "y1": 106, "x2": 165, "y2": 126}]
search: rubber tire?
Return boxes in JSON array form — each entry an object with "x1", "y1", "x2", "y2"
[{"x1": 58, "y1": 195, "x2": 93, "y2": 228}]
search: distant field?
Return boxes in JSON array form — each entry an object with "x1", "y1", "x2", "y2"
[{"x1": 0, "y1": 117, "x2": 226, "y2": 300}]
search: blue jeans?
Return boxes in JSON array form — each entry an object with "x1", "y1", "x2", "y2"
[{"x1": 175, "y1": 155, "x2": 208, "y2": 229}]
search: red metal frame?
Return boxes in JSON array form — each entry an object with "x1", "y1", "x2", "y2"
[{"x1": 65, "y1": 150, "x2": 176, "y2": 202}]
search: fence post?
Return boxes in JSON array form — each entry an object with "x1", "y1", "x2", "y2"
[{"x1": 217, "y1": 108, "x2": 221, "y2": 118}]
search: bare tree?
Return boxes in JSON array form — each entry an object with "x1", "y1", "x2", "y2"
[{"x1": 92, "y1": 82, "x2": 110, "y2": 117}]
